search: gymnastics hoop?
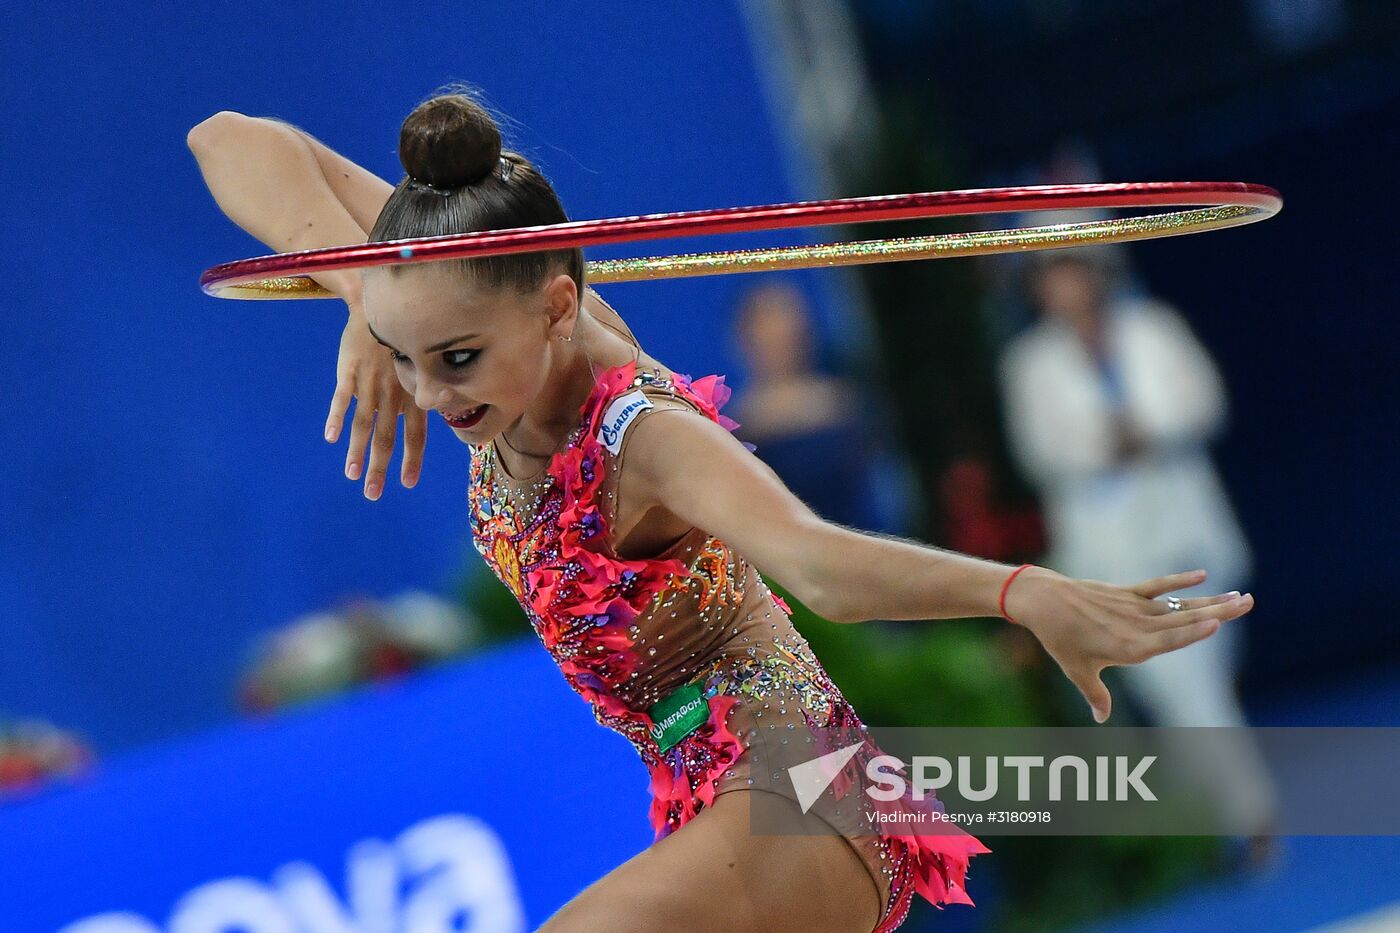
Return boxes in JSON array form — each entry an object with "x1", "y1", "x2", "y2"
[{"x1": 199, "y1": 182, "x2": 1281, "y2": 299}]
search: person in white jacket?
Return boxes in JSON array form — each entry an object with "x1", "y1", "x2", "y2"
[{"x1": 999, "y1": 247, "x2": 1279, "y2": 864}]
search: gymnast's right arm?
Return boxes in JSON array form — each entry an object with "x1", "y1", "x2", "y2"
[
  {"x1": 186, "y1": 111, "x2": 423, "y2": 499},
  {"x1": 185, "y1": 111, "x2": 385, "y2": 303}
]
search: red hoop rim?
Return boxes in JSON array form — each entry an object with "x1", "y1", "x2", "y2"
[{"x1": 199, "y1": 182, "x2": 1281, "y2": 295}]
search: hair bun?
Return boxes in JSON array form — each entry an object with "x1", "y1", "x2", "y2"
[{"x1": 398, "y1": 93, "x2": 503, "y2": 189}]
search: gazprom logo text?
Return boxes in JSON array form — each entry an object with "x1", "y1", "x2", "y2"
[{"x1": 598, "y1": 390, "x2": 653, "y2": 454}]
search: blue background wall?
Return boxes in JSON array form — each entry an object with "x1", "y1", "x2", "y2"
[{"x1": 0, "y1": 1, "x2": 833, "y2": 754}]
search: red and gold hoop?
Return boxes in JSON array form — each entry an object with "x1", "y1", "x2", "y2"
[{"x1": 199, "y1": 182, "x2": 1281, "y2": 299}]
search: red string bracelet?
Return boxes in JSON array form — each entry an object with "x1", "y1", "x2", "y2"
[{"x1": 999, "y1": 563, "x2": 1035, "y2": 625}]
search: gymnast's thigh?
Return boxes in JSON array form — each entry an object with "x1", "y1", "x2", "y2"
[{"x1": 536, "y1": 788, "x2": 880, "y2": 933}]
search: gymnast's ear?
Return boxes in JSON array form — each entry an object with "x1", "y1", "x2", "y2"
[{"x1": 543, "y1": 272, "x2": 580, "y2": 338}]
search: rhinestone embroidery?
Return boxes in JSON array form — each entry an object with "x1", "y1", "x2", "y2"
[{"x1": 464, "y1": 359, "x2": 988, "y2": 931}]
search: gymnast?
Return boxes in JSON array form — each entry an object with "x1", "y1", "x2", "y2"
[{"x1": 188, "y1": 88, "x2": 1255, "y2": 932}]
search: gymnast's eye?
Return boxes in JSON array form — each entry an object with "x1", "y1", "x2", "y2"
[{"x1": 387, "y1": 348, "x2": 478, "y2": 369}]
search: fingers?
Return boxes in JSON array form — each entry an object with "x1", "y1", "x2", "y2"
[
  {"x1": 1141, "y1": 590, "x2": 1244, "y2": 625},
  {"x1": 401, "y1": 406, "x2": 427, "y2": 488},
  {"x1": 1171, "y1": 592, "x2": 1241, "y2": 612},
  {"x1": 1073, "y1": 669, "x2": 1112, "y2": 724},
  {"x1": 345, "y1": 396, "x2": 376, "y2": 483},
  {"x1": 1159, "y1": 592, "x2": 1254, "y2": 626},
  {"x1": 1143, "y1": 616, "x2": 1222, "y2": 660},
  {"x1": 1134, "y1": 593, "x2": 1254, "y2": 658},
  {"x1": 364, "y1": 405, "x2": 400, "y2": 500},
  {"x1": 329, "y1": 319, "x2": 426, "y2": 498},
  {"x1": 1129, "y1": 569, "x2": 1207, "y2": 599},
  {"x1": 325, "y1": 377, "x2": 353, "y2": 443},
  {"x1": 332, "y1": 350, "x2": 424, "y2": 498}
]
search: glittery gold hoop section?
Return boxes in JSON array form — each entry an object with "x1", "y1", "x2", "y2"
[
  {"x1": 201, "y1": 183, "x2": 1282, "y2": 299},
  {"x1": 212, "y1": 204, "x2": 1268, "y2": 299},
  {"x1": 585, "y1": 204, "x2": 1264, "y2": 284}
]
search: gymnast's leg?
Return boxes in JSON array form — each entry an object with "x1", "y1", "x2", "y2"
[{"x1": 537, "y1": 788, "x2": 881, "y2": 933}]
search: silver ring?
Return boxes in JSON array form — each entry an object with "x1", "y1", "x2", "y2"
[{"x1": 1165, "y1": 595, "x2": 1184, "y2": 612}]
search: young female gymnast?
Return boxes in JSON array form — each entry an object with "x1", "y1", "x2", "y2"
[{"x1": 188, "y1": 90, "x2": 1255, "y2": 933}]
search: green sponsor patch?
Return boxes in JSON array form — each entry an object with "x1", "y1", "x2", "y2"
[{"x1": 648, "y1": 682, "x2": 709, "y2": 753}]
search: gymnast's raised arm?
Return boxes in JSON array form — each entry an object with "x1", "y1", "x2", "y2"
[
  {"x1": 187, "y1": 111, "x2": 422, "y2": 498},
  {"x1": 187, "y1": 112, "x2": 624, "y2": 499},
  {"x1": 186, "y1": 112, "x2": 388, "y2": 302},
  {"x1": 622, "y1": 405, "x2": 1255, "y2": 725}
]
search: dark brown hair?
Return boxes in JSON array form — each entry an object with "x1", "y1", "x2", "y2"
[{"x1": 368, "y1": 86, "x2": 584, "y2": 294}]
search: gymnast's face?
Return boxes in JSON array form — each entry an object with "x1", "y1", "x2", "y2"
[{"x1": 361, "y1": 264, "x2": 577, "y2": 444}]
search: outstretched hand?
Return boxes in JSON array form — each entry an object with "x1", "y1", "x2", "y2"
[
  {"x1": 323, "y1": 303, "x2": 427, "y2": 499},
  {"x1": 1003, "y1": 567, "x2": 1254, "y2": 724}
]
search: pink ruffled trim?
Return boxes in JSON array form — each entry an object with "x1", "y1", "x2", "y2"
[
  {"x1": 867, "y1": 757, "x2": 994, "y2": 923},
  {"x1": 646, "y1": 692, "x2": 745, "y2": 837},
  {"x1": 882, "y1": 814, "x2": 992, "y2": 910},
  {"x1": 522, "y1": 359, "x2": 749, "y2": 841},
  {"x1": 495, "y1": 358, "x2": 991, "y2": 912},
  {"x1": 674, "y1": 370, "x2": 756, "y2": 453},
  {"x1": 808, "y1": 696, "x2": 993, "y2": 919}
]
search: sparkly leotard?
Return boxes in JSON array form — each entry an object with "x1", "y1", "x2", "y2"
[{"x1": 466, "y1": 326, "x2": 990, "y2": 931}]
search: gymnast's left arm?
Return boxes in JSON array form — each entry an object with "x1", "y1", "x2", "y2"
[{"x1": 625, "y1": 408, "x2": 1256, "y2": 722}]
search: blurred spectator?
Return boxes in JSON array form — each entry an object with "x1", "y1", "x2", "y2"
[
  {"x1": 730, "y1": 280, "x2": 914, "y2": 535},
  {"x1": 998, "y1": 247, "x2": 1280, "y2": 865},
  {"x1": 238, "y1": 590, "x2": 480, "y2": 714},
  {"x1": 0, "y1": 715, "x2": 94, "y2": 803}
]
